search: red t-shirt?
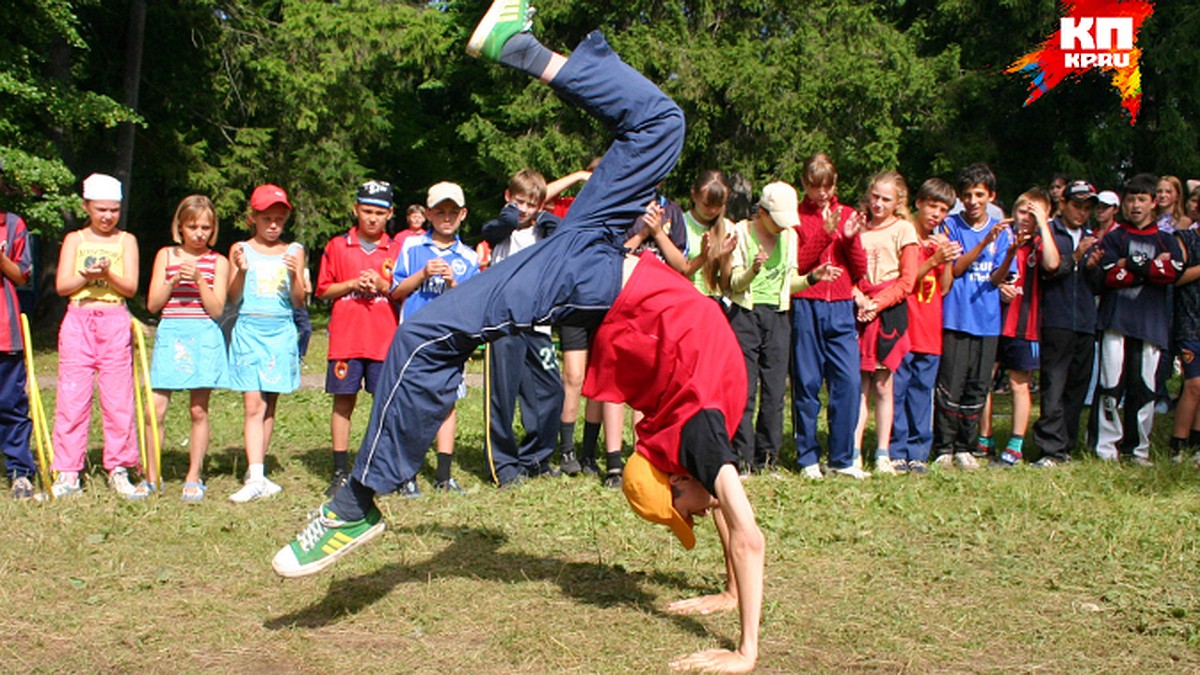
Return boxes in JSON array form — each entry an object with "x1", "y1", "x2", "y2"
[
  {"x1": 906, "y1": 240, "x2": 946, "y2": 355},
  {"x1": 1001, "y1": 237, "x2": 1043, "y2": 341},
  {"x1": 583, "y1": 254, "x2": 746, "y2": 477},
  {"x1": 316, "y1": 227, "x2": 400, "y2": 361}
]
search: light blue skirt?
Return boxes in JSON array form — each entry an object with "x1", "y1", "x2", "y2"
[
  {"x1": 149, "y1": 318, "x2": 230, "y2": 390},
  {"x1": 227, "y1": 314, "x2": 300, "y2": 393}
]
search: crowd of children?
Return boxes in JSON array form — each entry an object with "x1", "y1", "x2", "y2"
[{"x1": 4, "y1": 164, "x2": 1200, "y2": 502}]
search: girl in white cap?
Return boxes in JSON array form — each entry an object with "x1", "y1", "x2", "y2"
[{"x1": 50, "y1": 173, "x2": 146, "y2": 499}]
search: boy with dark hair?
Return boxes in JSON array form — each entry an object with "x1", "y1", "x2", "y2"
[
  {"x1": 1032, "y1": 181, "x2": 1102, "y2": 467},
  {"x1": 891, "y1": 178, "x2": 960, "y2": 474},
  {"x1": 272, "y1": 5, "x2": 765, "y2": 670},
  {"x1": 0, "y1": 207, "x2": 37, "y2": 499},
  {"x1": 315, "y1": 181, "x2": 400, "y2": 496},
  {"x1": 932, "y1": 163, "x2": 1015, "y2": 469},
  {"x1": 1094, "y1": 173, "x2": 1182, "y2": 463},
  {"x1": 480, "y1": 168, "x2": 563, "y2": 486}
]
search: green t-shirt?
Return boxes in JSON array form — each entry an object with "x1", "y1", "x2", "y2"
[{"x1": 746, "y1": 231, "x2": 787, "y2": 305}]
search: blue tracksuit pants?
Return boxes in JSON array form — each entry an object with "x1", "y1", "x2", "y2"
[
  {"x1": 352, "y1": 32, "x2": 685, "y2": 493},
  {"x1": 890, "y1": 352, "x2": 939, "y2": 463},
  {"x1": 790, "y1": 297, "x2": 860, "y2": 470},
  {"x1": 485, "y1": 331, "x2": 563, "y2": 484},
  {"x1": 0, "y1": 354, "x2": 36, "y2": 480}
]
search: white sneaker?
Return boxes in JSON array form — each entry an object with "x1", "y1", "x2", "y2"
[
  {"x1": 932, "y1": 454, "x2": 954, "y2": 469},
  {"x1": 50, "y1": 472, "x2": 82, "y2": 499},
  {"x1": 953, "y1": 452, "x2": 980, "y2": 470},
  {"x1": 801, "y1": 464, "x2": 824, "y2": 480},
  {"x1": 830, "y1": 465, "x2": 871, "y2": 479},
  {"x1": 229, "y1": 477, "x2": 283, "y2": 503},
  {"x1": 874, "y1": 454, "x2": 897, "y2": 475},
  {"x1": 108, "y1": 467, "x2": 138, "y2": 497}
]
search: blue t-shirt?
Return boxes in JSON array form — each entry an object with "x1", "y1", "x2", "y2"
[
  {"x1": 394, "y1": 233, "x2": 480, "y2": 321},
  {"x1": 941, "y1": 213, "x2": 1015, "y2": 336}
]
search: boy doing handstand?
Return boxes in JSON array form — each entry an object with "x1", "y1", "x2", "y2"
[{"x1": 272, "y1": 4, "x2": 765, "y2": 671}]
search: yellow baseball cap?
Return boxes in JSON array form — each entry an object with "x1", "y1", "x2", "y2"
[{"x1": 622, "y1": 452, "x2": 695, "y2": 550}]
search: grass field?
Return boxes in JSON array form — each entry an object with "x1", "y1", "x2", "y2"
[{"x1": 5, "y1": 319, "x2": 1200, "y2": 672}]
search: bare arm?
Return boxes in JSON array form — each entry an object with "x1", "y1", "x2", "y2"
[
  {"x1": 544, "y1": 170, "x2": 591, "y2": 202},
  {"x1": 227, "y1": 242, "x2": 247, "y2": 306},
  {"x1": 668, "y1": 464, "x2": 763, "y2": 673},
  {"x1": 145, "y1": 248, "x2": 174, "y2": 314}
]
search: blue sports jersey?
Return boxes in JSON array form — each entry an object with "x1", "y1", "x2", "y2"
[
  {"x1": 394, "y1": 233, "x2": 480, "y2": 321},
  {"x1": 941, "y1": 213, "x2": 1015, "y2": 336}
]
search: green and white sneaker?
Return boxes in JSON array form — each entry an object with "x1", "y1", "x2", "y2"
[
  {"x1": 272, "y1": 505, "x2": 386, "y2": 578},
  {"x1": 467, "y1": 0, "x2": 535, "y2": 61}
]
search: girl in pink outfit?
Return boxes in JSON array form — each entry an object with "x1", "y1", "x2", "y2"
[
  {"x1": 51, "y1": 173, "x2": 144, "y2": 499},
  {"x1": 852, "y1": 171, "x2": 920, "y2": 475}
]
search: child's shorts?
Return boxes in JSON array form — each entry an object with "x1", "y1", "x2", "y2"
[
  {"x1": 150, "y1": 318, "x2": 229, "y2": 390},
  {"x1": 558, "y1": 324, "x2": 591, "y2": 352},
  {"x1": 998, "y1": 337, "x2": 1039, "y2": 372},
  {"x1": 228, "y1": 314, "x2": 300, "y2": 393},
  {"x1": 326, "y1": 358, "x2": 384, "y2": 395},
  {"x1": 1177, "y1": 341, "x2": 1200, "y2": 380}
]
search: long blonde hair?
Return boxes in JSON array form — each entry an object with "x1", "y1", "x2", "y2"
[
  {"x1": 1158, "y1": 175, "x2": 1186, "y2": 221},
  {"x1": 862, "y1": 171, "x2": 910, "y2": 222}
]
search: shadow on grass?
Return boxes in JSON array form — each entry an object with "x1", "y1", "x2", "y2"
[{"x1": 263, "y1": 524, "x2": 724, "y2": 645}]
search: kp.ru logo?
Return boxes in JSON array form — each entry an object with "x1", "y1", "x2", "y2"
[{"x1": 1007, "y1": 1, "x2": 1154, "y2": 124}]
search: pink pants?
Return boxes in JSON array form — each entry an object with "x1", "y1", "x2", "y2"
[{"x1": 52, "y1": 304, "x2": 139, "y2": 472}]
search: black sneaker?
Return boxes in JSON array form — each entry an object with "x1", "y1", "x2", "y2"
[
  {"x1": 400, "y1": 479, "x2": 422, "y2": 498},
  {"x1": 579, "y1": 458, "x2": 600, "y2": 476},
  {"x1": 499, "y1": 474, "x2": 527, "y2": 490},
  {"x1": 560, "y1": 451, "x2": 582, "y2": 476},
  {"x1": 434, "y1": 477, "x2": 467, "y2": 494},
  {"x1": 325, "y1": 469, "x2": 350, "y2": 498},
  {"x1": 603, "y1": 469, "x2": 623, "y2": 490}
]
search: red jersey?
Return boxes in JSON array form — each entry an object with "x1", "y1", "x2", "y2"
[
  {"x1": 316, "y1": 227, "x2": 400, "y2": 361},
  {"x1": 794, "y1": 198, "x2": 867, "y2": 302},
  {"x1": 583, "y1": 254, "x2": 746, "y2": 476},
  {"x1": 0, "y1": 213, "x2": 31, "y2": 352},
  {"x1": 1001, "y1": 237, "x2": 1043, "y2": 341},
  {"x1": 906, "y1": 240, "x2": 946, "y2": 355}
]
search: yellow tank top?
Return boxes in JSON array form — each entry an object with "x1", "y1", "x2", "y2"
[{"x1": 71, "y1": 230, "x2": 128, "y2": 303}]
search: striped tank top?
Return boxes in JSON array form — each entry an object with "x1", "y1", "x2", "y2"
[{"x1": 162, "y1": 250, "x2": 219, "y2": 319}]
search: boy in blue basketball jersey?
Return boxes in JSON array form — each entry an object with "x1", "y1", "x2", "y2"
[{"x1": 932, "y1": 163, "x2": 1016, "y2": 469}]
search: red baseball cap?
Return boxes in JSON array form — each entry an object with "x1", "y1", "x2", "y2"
[{"x1": 249, "y1": 184, "x2": 293, "y2": 211}]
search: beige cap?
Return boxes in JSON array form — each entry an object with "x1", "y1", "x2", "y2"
[
  {"x1": 759, "y1": 182, "x2": 800, "y2": 229},
  {"x1": 427, "y1": 181, "x2": 466, "y2": 208}
]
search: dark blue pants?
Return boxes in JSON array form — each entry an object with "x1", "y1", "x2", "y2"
[
  {"x1": 791, "y1": 298, "x2": 860, "y2": 470},
  {"x1": 353, "y1": 32, "x2": 685, "y2": 493},
  {"x1": 485, "y1": 332, "x2": 563, "y2": 484},
  {"x1": 0, "y1": 354, "x2": 36, "y2": 480},
  {"x1": 891, "y1": 352, "x2": 939, "y2": 463}
]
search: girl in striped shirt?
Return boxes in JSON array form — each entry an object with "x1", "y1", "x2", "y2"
[{"x1": 146, "y1": 195, "x2": 231, "y2": 502}]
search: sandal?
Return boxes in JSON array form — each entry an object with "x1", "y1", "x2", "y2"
[
  {"x1": 181, "y1": 481, "x2": 207, "y2": 503},
  {"x1": 127, "y1": 481, "x2": 157, "y2": 501}
]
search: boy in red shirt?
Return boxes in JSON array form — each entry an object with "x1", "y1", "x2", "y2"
[
  {"x1": 315, "y1": 181, "x2": 400, "y2": 496},
  {"x1": 890, "y1": 179, "x2": 960, "y2": 474}
]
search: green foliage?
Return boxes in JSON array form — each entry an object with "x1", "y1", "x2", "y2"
[{"x1": 0, "y1": 0, "x2": 138, "y2": 232}]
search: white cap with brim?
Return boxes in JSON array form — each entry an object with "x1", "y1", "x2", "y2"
[
  {"x1": 759, "y1": 182, "x2": 800, "y2": 229},
  {"x1": 427, "y1": 182, "x2": 466, "y2": 208},
  {"x1": 82, "y1": 173, "x2": 122, "y2": 202},
  {"x1": 1097, "y1": 190, "x2": 1120, "y2": 207}
]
